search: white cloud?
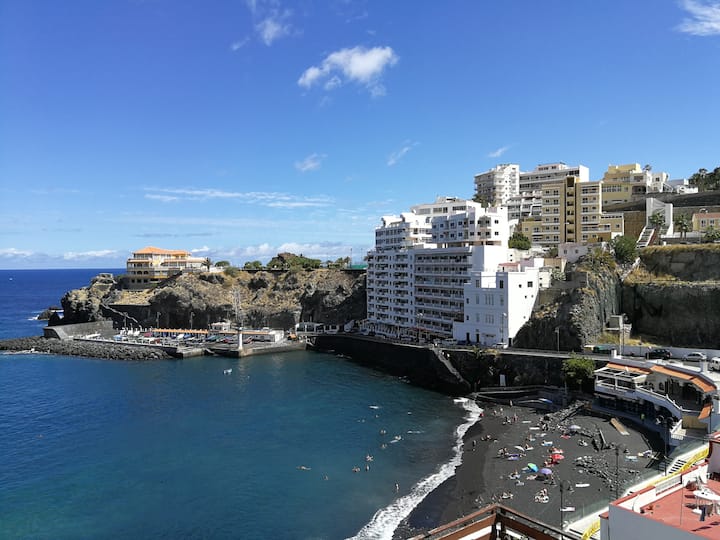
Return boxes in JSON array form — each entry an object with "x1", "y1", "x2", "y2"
[
  {"x1": 0, "y1": 247, "x2": 34, "y2": 258},
  {"x1": 488, "y1": 145, "x2": 510, "y2": 158},
  {"x1": 387, "y1": 141, "x2": 418, "y2": 166},
  {"x1": 294, "y1": 153, "x2": 325, "y2": 172},
  {"x1": 298, "y1": 45, "x2": 398, "y2": 96},
  {"x1": 190, "y1": 246, "x2": 210, "y2": 254},
  {"x1": 231, "y1": 37, "x2": 250, "y2": 51},
  {"x1": 63, "y1": 249, "x2": 120, "y2": 260},
  {"x1": 145, "y1": 193, "x2": 180, "y2": 203},
  {"x1": 256, "y1": 10, "x2": 292, "y2": 45},
  {"x1": 677, "y1": 0, "x2": 720, "y2": 36},
  {"x1": 143, "y1": 187, "x2": 335, "y2": 208}
]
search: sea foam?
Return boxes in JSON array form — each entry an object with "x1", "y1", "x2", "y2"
[{"x1": 348, "y1": 398, "x2": 483, "y2": 540}]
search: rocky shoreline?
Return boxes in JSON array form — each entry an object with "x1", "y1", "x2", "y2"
[{"x1": 0, "y1": 336, "x2": 173, "y2": 361}]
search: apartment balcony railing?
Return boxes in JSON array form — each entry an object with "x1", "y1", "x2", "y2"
[{"x1": 594, "y1": 382, "x2": 700, "y2": 419}]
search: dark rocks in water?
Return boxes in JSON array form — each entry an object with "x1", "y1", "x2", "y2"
[{"x1": 37, "y1": 306, "x2": 62, "y2": 320}]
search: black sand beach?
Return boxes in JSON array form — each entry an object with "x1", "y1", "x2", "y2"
[{"x1": 394, "y1": 400, "x2": 664, "y2": 539}]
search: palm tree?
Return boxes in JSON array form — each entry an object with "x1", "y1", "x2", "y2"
[
  {"x1": 203, "y1": 257, "x2": 212, "y2": 271},
  {"x1": 649, "y1": 211, "x2": 665, "y2": 229},
  {"x1": 673, "y1": 213, "x2": 692, "y2": 240}
]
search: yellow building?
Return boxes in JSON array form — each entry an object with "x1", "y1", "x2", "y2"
[
  {"x1": 692, "y1": 211, "x2": 720, "y2": 232},
  {"x1": 601, "y1": 179, "x2": 647, "y2": 206},
  {"x1": 126, "y1": 246, "x2": 207, "y2": 288},
  {"x1": 520, "y1": 176, "x2": 624, "y2": 247}
]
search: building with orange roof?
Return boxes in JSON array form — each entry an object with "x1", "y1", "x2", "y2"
[
  {"x1": 126, "y1": 246, "x2": 207, "y2": 288},
  {"x1": 594, "y1": 357, "x2": 720, "y2": 450}
]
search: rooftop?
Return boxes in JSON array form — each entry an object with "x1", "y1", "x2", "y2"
[{"x1": 625, "y1": 475, "x2": 720, "y2": 538}]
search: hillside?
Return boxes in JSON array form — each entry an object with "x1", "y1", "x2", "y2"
[{"x1": 57, "y1": 269, "x2": 367, "y2": 331}]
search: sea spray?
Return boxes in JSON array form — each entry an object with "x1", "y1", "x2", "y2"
[{"x1": 348, "y1": 398, "x2": 483, "y2": 540}]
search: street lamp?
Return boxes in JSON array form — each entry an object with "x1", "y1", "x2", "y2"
[
  {"x1": 156, "y1": 312, "x2": 160, "y2": 328},
  {"x1": 559, "y1": 479, "x2": 565, "y2": 535},
  {"x1": 190, "y1": 311, "x2": 195, "y2": 330},
  {"x1": 555, "y1": 327, "x2": 560, "y2": 352},
  {"x1": 615, "y1": 446, "x2": 620, "y2": 501},
  {"x1": 657, "y1": 415, "x2": 670, "y2": 474}
]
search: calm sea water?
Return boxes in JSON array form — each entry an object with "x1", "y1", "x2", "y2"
[{"x1": 0, "y1": 270, "x2": 479, "y2": 539}]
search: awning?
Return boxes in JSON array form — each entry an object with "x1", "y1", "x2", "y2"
[
  {"x1": 651, "y1": 365, "x2": 716, "y2": 394},
  {"x1": 605, "y1": 362, "x2": 652, "y2": 375}
]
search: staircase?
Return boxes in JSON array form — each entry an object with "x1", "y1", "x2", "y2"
[
  {"x1": 431, "y1": 347, "x2": 471, "y2": 390},
  {"x1": 666, "y1": 457, "x2": 687, "y2": 475},
  {"x1": 636, "y1": 226, "x2": 655, "y2": 249}
]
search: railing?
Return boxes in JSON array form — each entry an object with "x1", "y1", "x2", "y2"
[{"x1": 594, "y1": 382, "x2": 698, "y2": 417}]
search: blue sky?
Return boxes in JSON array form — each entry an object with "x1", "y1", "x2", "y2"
[{"x1": 1, "y1": 0, "x2": 719, "y2": 269}]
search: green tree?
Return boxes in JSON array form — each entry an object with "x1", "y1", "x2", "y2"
[
  {"x1": 562, "y1": 354, "x2": 596, "y2": 392},
  {"x1": 243, "y1": 260, "x2": 263, "y2": 270},
  {"x1": 214, "y1": 260, "x2": 230, "y2": 268},
  {"x1": 508, "y1": 231, "x2": 531, "y2": 250},
  {"x1": 472, "y1": 193, "x2": 489, "y2": 207},
  {"x1": 610, "y1": 235, "x2": 637, "y2": 264},
  {"x1": 703, "y1": 226, "x2": 720, "y2": 243},
  {"x1": 689, "y1": 166, "x2": 720, "y2": 191},
  {"x1": 648, "y1": 211, "x2": 665, "y2": 229},
  {"x1": 582, "y1": 247, "x2": 615, "y2": 272},
  {"x1": 673, "y1": 213, "x2": 692, "y2": 240}
]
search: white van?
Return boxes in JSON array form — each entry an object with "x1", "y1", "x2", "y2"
[{"x1": 710, "y1": 357, "x2": 720, "y2": 371}]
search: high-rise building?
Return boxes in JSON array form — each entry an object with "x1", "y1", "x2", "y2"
[
  {"x1": 520, "y1": 177, "x2": 624, "y2": 246},
  {"x1": 366, "y1": 198, "x2": 544, "y2": 343},
  {"x1": 473, "y1": 164, "x2": 519, "y2": 207}
]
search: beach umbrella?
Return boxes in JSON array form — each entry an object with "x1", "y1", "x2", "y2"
[
  {"x1": 539, "y1": 467, "x2": 553, "y2": 475},
  {"x1": 527, "y1": 463, "x2": 538, "y2": 472},
  {"x1": 552, "y1": 453, "x2": 565, "y2": 461}
]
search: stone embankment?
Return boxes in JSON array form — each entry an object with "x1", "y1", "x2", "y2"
[{"x1": 0, "y1": 336, "x2": 173, "y2": 361}]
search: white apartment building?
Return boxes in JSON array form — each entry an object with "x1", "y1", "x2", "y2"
[
  {"x1": 518, "y1": 162, "x2": 589, "y2": 193},
  {"x1": 453, "y1": 252, "x2": 542, "y2": 346},
  {"x1": 367, "y1": 198, "x2": 543, "y2": 342},
  {"x1": 473, "y1": 164, "x2": 519, "y2": 207},
  {"x1": 477, "y1": 162, "x2": 589, "y2": 221}
]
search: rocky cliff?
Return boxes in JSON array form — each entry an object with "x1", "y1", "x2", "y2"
[
  {"x1": 57, "y1": 269, "x2": 366, "y2": 330},
  {"x1": 513, "y1": 256, "x2": 622, "y2": 351},
  {"x1": 621, "y1": 245, "x2": 720, "y2": 347}
]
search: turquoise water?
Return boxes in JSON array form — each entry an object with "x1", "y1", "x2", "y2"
[{"x1": 0, "y1": 270, "x2": 479, "y2": 539}]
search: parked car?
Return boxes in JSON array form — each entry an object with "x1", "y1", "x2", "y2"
[
  {"x1": 683, "y1": 351, "x2": 707, "y2": 362},
  {"x1": 711, "y1": 357, "x2": 720, "y2": 371},
  {"x1": 646, "y1": 348, "x2": 672, "y2": 360}
]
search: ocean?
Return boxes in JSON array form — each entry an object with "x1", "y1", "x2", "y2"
[{"x1": 0, "y1": 269, "x2": 480, "y2": 540}]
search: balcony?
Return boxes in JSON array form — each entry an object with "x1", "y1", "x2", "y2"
[{"x1": 594, "y1": 381, "x2": 701, "y2": 419}]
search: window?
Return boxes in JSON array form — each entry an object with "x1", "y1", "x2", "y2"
[
  {"x1": 499, "y1": 280, "x2": 504, "y2": 289},
  {"x1": 527, "y1": 281, "x2": 533, "y2": 288}
]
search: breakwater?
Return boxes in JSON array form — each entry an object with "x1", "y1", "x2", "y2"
[{"x1": 0, "y1": 336, "x2": 173, "y2": 360}]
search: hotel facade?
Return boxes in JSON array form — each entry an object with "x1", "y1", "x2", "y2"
[
  {"x1": 126, "y1": 246, "x2": 207, "y2": 288},
  {"x1": 366, "y1": 197, "x2": 546, "y2": 345}
]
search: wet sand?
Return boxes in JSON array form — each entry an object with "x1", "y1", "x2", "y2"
[{"x1": 394, "y1": 401, "x2": 664, "y2": 539}]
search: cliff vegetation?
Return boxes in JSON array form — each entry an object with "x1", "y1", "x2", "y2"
[{"x1": 57, "y1": 268, "x2": 366, "y2": 331}]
